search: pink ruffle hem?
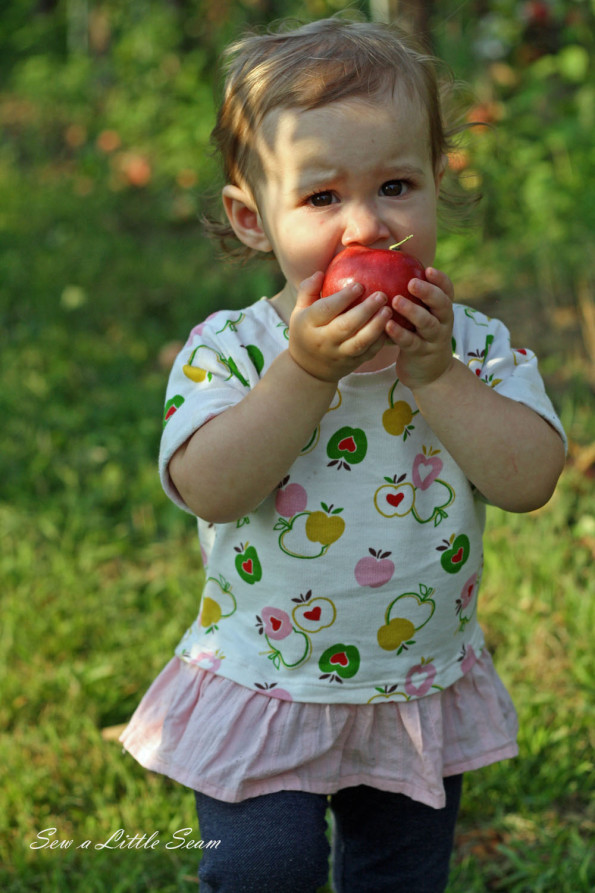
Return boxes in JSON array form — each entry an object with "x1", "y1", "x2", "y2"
[{"x1": 120, "y1": 651, "x2": 518, "y2": 809}]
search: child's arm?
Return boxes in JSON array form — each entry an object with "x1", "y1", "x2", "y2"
[
  {"x1": 169, "y1": 275, "x2": 392, "y2": 522},
  {"x1": 386, "y1": 269, "x2": 566, "y2": 513}
]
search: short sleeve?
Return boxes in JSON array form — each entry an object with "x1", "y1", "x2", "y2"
[
  {"x1": 158, "y1": 311, "x2": 263, "y2": 513},
  {"x1": 452, "y1": 305, "x2": 567, "y2": 449}
]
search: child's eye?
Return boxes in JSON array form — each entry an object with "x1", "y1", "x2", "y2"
[
  {"x1": 307, "y1": 191, "x2": 336, "y2": 207},
  {"x1": 380, "y1": 180, "x2": 410, "y2": 197}
]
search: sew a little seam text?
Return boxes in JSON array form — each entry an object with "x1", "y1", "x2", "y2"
[{"x1": 30, "y1": 826, "x2": 221, "y2": 851}]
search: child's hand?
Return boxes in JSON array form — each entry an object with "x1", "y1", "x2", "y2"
[
  {"x1": 288, "y1": 272, "x2": 392, "y2": 382},
  {"x1": 385, "y1": 267, "x2": 455, "y2": 391}
]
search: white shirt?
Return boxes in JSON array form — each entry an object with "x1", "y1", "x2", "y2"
[{"x1": 159, "y1": 300, "x2": 565, "y2": 704}]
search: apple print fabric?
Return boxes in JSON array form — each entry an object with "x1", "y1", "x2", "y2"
[{"x1": 160, "y1": 299, "x2": 565, "y2": 705}]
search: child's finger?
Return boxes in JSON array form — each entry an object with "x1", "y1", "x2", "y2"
[
  {"x1": 340, "y1": 305, "x2": 393, "y2": 356},
  {"x1": 306, "y1": 282, "x2": 365, "y2": 324},
  {"x1": 387, "y1": 296, "x2": 427, "y2": 339},
  {"x1": 408, "y1": 278, "x2": 453, "y2": 325},
  {"x1": 294, "y1": 272, "x2": 326, "y2": 310},
  {"x1": 424, "y1": 267, "x2": 454, "y2": 301},
  {"x1": 329, "y1": 291, "x2": 389, "y2": 336}
]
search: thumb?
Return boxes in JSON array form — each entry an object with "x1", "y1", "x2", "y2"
[{"x1": 294, "y1": 271, "x2": 325, "y2": 310}]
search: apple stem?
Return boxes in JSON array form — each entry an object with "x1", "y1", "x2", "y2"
[{"x1": 389, "y1": 234, "x2": 414, "y2": 251}]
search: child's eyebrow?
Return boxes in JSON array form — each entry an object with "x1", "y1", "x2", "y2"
[
  {"x1": 389, "y1": 164, "x2": 427, "y2": 178},
  {"x1": 294, "y1": 167, "x2": 342, "y2": 191},
  {"x1": 292, "y1": 161, "x2": 427, "y2": 194}
]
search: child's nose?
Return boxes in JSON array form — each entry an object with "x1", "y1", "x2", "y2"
[{"x1": 341, "y1": 202, "x2": 390, "y2": 247}]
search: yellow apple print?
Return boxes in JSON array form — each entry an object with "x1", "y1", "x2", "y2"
[
  {"x1": 382, "y1": 380, "x2": 418, "y2": 440},
  {"x1": 377, "y1": 584, "x2": 436, "y2": 655},
  {"x1": 183, "y1": 364, "x2": 207, "y2": 382},
  {"x1": 198, "y1": 575, "x2": 237, "y2": 633},
  {"x1": 305, "y1": 503, "x2": 345, "y2": 545}
]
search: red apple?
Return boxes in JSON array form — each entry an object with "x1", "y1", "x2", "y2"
[{"x1": 320, "y1": 243, "x2": 426, "y2": 331}]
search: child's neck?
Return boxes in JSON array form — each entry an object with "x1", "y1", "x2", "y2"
[
  {"x1": 268, "y1": 286, "x2": 294, "y2": 325},
  {"x1": 353, "y1": 342, "x2": 399, "y2": 374}
]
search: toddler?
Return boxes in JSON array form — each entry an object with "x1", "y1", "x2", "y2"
[{"x1": 121, "y1": 17, "x2": 566, "y2": 893}]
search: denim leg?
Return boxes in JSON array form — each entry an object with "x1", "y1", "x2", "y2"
[
  {"x1": 194, "y1": 789, "x2": 331, "y2": 893},
  {"x1": 330, "y1": 775, "x2": 463, "y2": 893}
]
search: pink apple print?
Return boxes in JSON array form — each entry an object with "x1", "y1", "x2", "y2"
[
  {"x1": 260, "y1": 606, "x2": 292, "y2": 640},
  {"x1": 404, "y1": 658, "x2": 436, "y2": 697},
  {"x1": 354, "y1": 548, "x2": 395, "y2": 588},
  {"x1": 459, "y1": 644, "x2": 477, "y2": 674},
  {"x1": 412, "y1": 452, "x2": 443, "y2": 490},
  {"x1": 255, "y1": 682, "x2": 293, "y2": 701},
  {"x1": 459, "y1": 573, "x2": 478, "y2": 611},
  {"x1": 268, "y1": 686, "x2": 293, "y2": 701},
  {"x1": 188, "y1": 650, "x2": 222, "y2": 672},
  {"x1": 275, "y1": 476, "x2": 308, "y2": 517},
  {"x1": 185, "y1": 312, "x2": 219, "y2": 344}
]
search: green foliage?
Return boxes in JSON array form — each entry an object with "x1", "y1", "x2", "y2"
[{"x1": 432, "y1": 0, "x2": 595, "y2": 308}]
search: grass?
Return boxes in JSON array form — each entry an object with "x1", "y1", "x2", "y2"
[{"x1": 1, "y1": 140, "x2": 594, "y2": 893}]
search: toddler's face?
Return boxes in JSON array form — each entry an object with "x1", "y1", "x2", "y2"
[{"x1": 253, "y1": 88, "x2": 443, "y2": 305}]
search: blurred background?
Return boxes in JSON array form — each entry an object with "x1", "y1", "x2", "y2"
[{"x1": 1, "y1": 1, "x2": 593, "y2": 891}]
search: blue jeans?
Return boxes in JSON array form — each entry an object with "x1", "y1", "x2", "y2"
[{"x1": 194, "y1": 776, "x2": 462, "y2": 893}]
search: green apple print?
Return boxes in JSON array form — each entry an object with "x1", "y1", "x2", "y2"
[
  {"x1": 163, "y1": 394, "x2": 184, "y2": 428},
  {"x1": 327, "y1": 426, "x2": 367, "y2": 470},
  {"x1": 437, "y1": 533, "x2": 470, "y2": 574},
  {"x1": 300, "y1": 426, "x2": 321, "y2": 456},
  {"x1": 185, "y1": 343, "x2": 249, "y2": 387},
  {"x1": 224, "y1": 355, "x2": 249, "y2": 387},
  {"x1": 260, "y1": 627, "x2": 312, "y2": 671},
  {"x1": 319, "y1": 643, "x2": 361, "y2": 683},
  {"x1": 244, "y1": 343, "x2": 264, "y2": 375},
  {"x1": 466, "y1": 334, "x2": 503, "y2": 388},
  {"x1": 234, "y1": 542, "x2": 262, "y2": 584},
  {"x1": 215, "y1": 312, "x2": 245, "y2": 334}
]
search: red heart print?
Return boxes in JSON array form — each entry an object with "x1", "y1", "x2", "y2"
[
  {"x1": 242, "y1": 558, "x2": 253, "y2": 574},
  {"x1": 304, "y1": 606, "x2": 322, "y2": 621},
  {"x1": 270, "y1": 616, "x2": 282, "y2": 631},
  {"x1": 337, "y1": 436, "x2": 357, "y2": 453},
  {"x1": 386, "y1": 492, "x2": 404, "y2": 508},
  {"x1": 452, "y1": 547, "x2": 464, "y2": 564},
  {"x1": 330, "y1": 651, "x2": 349, "y2": 667}
]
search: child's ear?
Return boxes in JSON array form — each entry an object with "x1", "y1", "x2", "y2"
[{"x1": 222, "y1": 185, "x2": 272, "y2": 253}]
